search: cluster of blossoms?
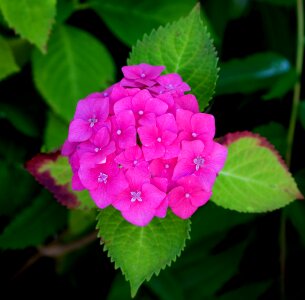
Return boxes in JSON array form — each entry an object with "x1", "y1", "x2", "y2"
[{"x1": 62, "y1": 64, "x2": 227, "y2": 226}]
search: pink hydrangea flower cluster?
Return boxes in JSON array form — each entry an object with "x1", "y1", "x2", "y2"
[{"x1": 62, "y1": 64, "x2": 227, "y2": 226}]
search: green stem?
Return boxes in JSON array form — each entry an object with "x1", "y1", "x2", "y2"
[
  {"x1": 286, "y1": 0, "x2": 304, "y2": 166},
  {"x1": 280, "y1": 1, "x2": 304, "y2": 299}
]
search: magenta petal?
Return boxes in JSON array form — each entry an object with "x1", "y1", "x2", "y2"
[
  {"x1": 68, "y1": 119, "x2": 92, "y2": 142},
  {"x1": 113, "y1": 189, "x2": 132, "y2": 211},
  {"x1": 142, "y1": 143, "x2": 165, "y2": 161},
  {"x1": 175, "y1": 95, "x2": 199, "y2": 113},
  {"x1": 142, "y1": 183, "x2": 166, "y2": 209},
  {"x1": 94, "y1": 127, "x2": 110, "y2": 147},
  {"x1": 172, "y1": 159, "x2": 195, "y2": 180},
  {"x1": 145, "y1": 98, "x2": 168, "y2": 115},
  {"x1": 138, "y1": 125, "x2": 158, "y2": 146},
  {"x1": 122, "y1": 65, "x2": 142, "y2": 79},
  {"x1": 176, "y1": 109, "x2": 193, "y2": 131},
  {"x1": 191, "y1": 113, "x2": 215, "y2": 140},
  {"x1": 206, "y1": 142, "x2": 228, "y2": 173},
  {"x1": 114, "y1": 97, "x2": 132, "y2": 114},
  {"x1": 72, "y1": 172, "x2": 85, "y2": 191},
  {"x1": 90, "y1": 185, "x2": 112, "y2": 209},
  {"x1": 121, "y1": 205, "x2": 155, "y2": 226},
  {"x1": 190, "y1": 190, "x2": 211, "y2": 207}
]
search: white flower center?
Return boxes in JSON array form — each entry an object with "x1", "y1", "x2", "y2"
[
  {"x1": 130, "y1": 191, "x2": 142, "y2": 202},
  {"x1": 98, "y1": 172, "x2": 108, "y2": 183},
  {"x1": 138, "y1": 110, "x2": 144, "y2": 115},
  {"x1": 88, "y1": 117, "x2": 98, "y2": 128},
  {"x1": 185, "y1": 193, "x2": 190, "y2": 198},
  {"x1": 133, "y1": 160, "x2": 138, "y2": 165},
  {"x1": 140, "y1": 73, "x2": 146, "y2": 78},
  {"x1": 164, "y1": 164, "x2": 170, "y2": 169},
  {"x1": 193, "y1": 156, "x2": 205, "y2": 171},
  {"x1": 167, "y1": 84, "x2": 174, "y2": 90},
  {"x1": 192, "y1": 132, "x2": 197, "y2": 138},
  {"x1": 116, "y1": 129, "x2": 122, "y2": 135},
  {"x1": 157, "y1": 137, "x2": 162, "y2": 143}
]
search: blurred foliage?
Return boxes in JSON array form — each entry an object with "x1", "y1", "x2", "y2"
[{"x1": 0, "y1": 0, "x2": 304, "y2": 299}]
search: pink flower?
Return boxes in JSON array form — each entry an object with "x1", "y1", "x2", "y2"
[
  {"x1": 111, "y1": 110, "x2": 137, "y2": 149},
  {"x1": 121, "y1": 63, "x2": 165, "y2": 88},
  {"x1": 68, "y1": 93, "x2": 109, "y2": 142},
  {"x1": 176, "y1": 109, "x2": 215, "y2": 143},
  {"x1": 168, "y1": 176, "x2": 211, "y2": 219},
  {"x1": 138, "y1": 113, "x2": 180, "y2": 161},
  {"x1": 173, "y1": 140, "x2": 227, "y2": 189},
  {"x1": 62, "y1": 63, "x2": 228, "y2": 226},
  {"x1": 78, "y1": 155, "x2": 128, "y2": 208},
  {"x1": 150, "y1": 74, "x2": 190, "y2": 96},
  {"x1": 149, "y1": 158, "x2": 177, "y2": 188},
  {"x1": 113, "y1": 170, "x2": 166, "y2": 226},
  {"x1": 77, "y1": 127, "x2": 115, "y2": 166},
  {"x1": 115, "y1": 145, "x2": 148, "y2": 171},
  {"x1": 114, "y1": 89, "x2": 168, "y2": 126}
]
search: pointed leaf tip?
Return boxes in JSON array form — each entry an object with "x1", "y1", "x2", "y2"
[
  {"x1": 213, "y1": 131, "x2": 303, "y2": 212},
  {"x1": 128, "y1": 4, "x2": 218, "y2": 111},
  {"x1": 97, "y1": 207, "x2": 191, "y2": 297}
]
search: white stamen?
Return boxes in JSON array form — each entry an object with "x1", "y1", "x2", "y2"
[
  {"x1": 164, "y1": 164, "x2": 170, "y2": 169},
  {"x1": 94, "y1": 147, "x2": 100, "y2": 152},
  {"x1": 103, "y1": 92, "x2": 108, "y2": 97},
  {"x1": 167, "y1": 84, "x2": 174, "y2": 90},
  {"x1": 98, "y1": 172, "x2": 108, "y2": 183},
  {"x1": 193, "y1": 156, "x2": 205, "y2": 171},
  {"x1": 88, "y1": 117, "x2": 98, "y2": 127},
  {"x1": 157, "y1": 137, "x2": 162, "y2": 143},
  {"x1": 138, "y1": 110, "x2": 144, "y2": 115},
  {"x1": 140, "y1": 73, "x2": 146, "y2": 78},
  {"x1": 192, "y1": 132, "x2": 197, "y2": 138},
  {"x1": 185, "y1": 193, "x2": 190, "y2": 198},
  {"x1": 116, "y1": 129, "x2": 122, "y2": 135},
  {"x1": 131, "y1": 191, "x2": 142, "y2": 202},
  {"x1": 133, "y1": 160, "x2": 138, "y2": 165}
]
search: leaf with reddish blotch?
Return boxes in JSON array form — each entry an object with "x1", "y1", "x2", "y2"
[
  {"x1": 212, "y1": 131, "x2": 303, "y2": 212},
  {"x1": 26, "y1": 152, "x2": 95, "y2": 209}
]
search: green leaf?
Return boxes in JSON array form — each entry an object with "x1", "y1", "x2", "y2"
[
  {"x1": 263, "y1": 69, "x2": 297, "y2": 100},
  {"x1": 32, "y1": 25, "x2": 115, "y2": 121},
  {"x1": 0, "y1": 102, "x2": 39, "y2": 137},
  {"x1": 26, "y1": 152, "x2": 96, "y2": 210},
  {"x1": 217, "y1": 52, "x2": 291, "y2": 95},
  {"x1": 299, "y1": 101, "x2": 305, "y2": 130},
  {"x1": 97, "y1": 206, "x2": 190, "y2": 297},
  {"x1": 43, "y1": 111, "x2": 68, "y2": 152},
  {"x1": 212, "y1": 132, "x2": 303, "y2": 212},
  {"x1": 56, "y1": 0, "x2": 75, "y2": 23},
  {"x1": 90, "y1": 0, "x2": 196, "y2": 46},
  {"x1": 0, "y1": 160, "x2": 37, "y2": 216},
  {"x1": 128, "y1": 5, "x2": 218, "y2": 110},
  {"x1": 253, "y1": 122, "x2": 287, "y2": 157},
  {"x1": 68, "y1": 209, "x2": 97, "y2": 237},
  {"x1": 0, "y1": 0, "x2": 56, "y2": 52},
  {"x1": 0, "y1": 35, "x2": 19, "y2": 80},
  {"x1": 0, "y1": 190, "x2": 67, "y2": 249},
  {"x1": 7, "y1": 38, "x2": 33, "y2": 68}
]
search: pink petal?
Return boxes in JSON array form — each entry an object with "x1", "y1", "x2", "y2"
[
  {"x1": 119, "y1": 126, "x2": 137, "y2": 149},
  {"x1": 157, "y1": 113, "x2": 177, "y2": 132},
  {"x1": 121, "y1": 204, "x2": 155, "y2": 226},
  {"x1": 172, "y1": 159, "x2": 195, "y2": 180},
  {"x1": 114, "y1": 97, "x2": 132, "y2": 114},
  {"x1": 176, "y1": 109, "x2": 193, "y2": 132},
  {"x1": 90, "y1": 185, "x2": 113, "y2": 209},
  {"x1": 205, "y1": 142, "x2": 228, "y2": 173},
  {"x1": 138, "y1": 125, "x2": 158, "y2": 146},
  {"x1": 93, "y1": 127, "x2": 110, "y2": 147},
  {"x1": 142, "y1": 143, "x2": 165, "y2": 161},
  {"x1": 142, "y1": 183, "x2": 166, "y2": 209},
  {"x1": 72, "y1": 172, "x2": 85, "y2": 191},
  {"x1": 145, "y1": 98, "x2": 168, "y2": 115},
  {"x1": 68, "y1": 119, "x2": 92, "y2": 142},
  {"x1": 191, "y1": 113, "x2": 215, "y2": 140},
  {"x1": 122, "y1": 65, "x2": 142, "y2": 79},
  {"x1": 175, "y1": 94, "x2": 199, "y2": 113}
]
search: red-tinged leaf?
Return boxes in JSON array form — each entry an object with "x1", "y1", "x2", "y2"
[
  {"x1": 26, "y1": 152, "x2": 95, "y2": 209},
  {"x1": 212, "y1": 131, "x2": 303, "y2": 212}
]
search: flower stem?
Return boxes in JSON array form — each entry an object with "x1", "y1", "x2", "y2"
[
  {"x1": 281, "y1": 1, "x2": 304, "y2": 299},
  {"x1": 286, "y1": 0, "x2": 304, "y2": 167}
]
